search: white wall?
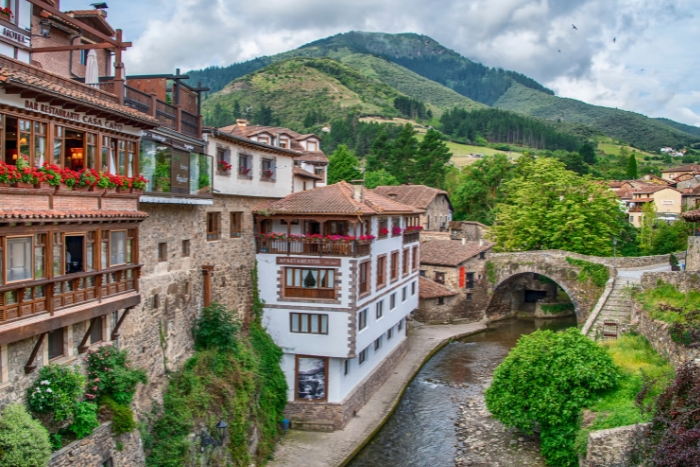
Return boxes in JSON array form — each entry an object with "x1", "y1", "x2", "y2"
[
  {"x1": 262, "y1": 308, "x2": 351, "y2": 358},
  {"x1": 206, "y1": 134, "x2": 294, "y2": 198}
]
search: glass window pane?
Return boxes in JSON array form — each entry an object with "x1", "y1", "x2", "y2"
[
  {"x1": 294, "y1": 269, "x2": 301, "y2": 287},
  {"x1": 86, "y1": 242, "x2": 94, "y2": 271},
  {"x1": 87, "y1": 143, "x2": 96, "y2": 170},
  {"x1": 327, "y1": 270, "x2": 334, "y2": 287},
  {"x1": 110, "y1": 231, "x2": 126, "y2": 265},
  {"x1": 286, "y1": 269, "x2": 293, "y2": 286},
  {"x1": 101, "y1": 240, "x2": 108, "y2": 269},
  {"x1": 126, "y1": 238, "x2": 133, "y2": 263},
  {"x1": 34, "y1": 285, "x2": 45, "y2": 299},
  {"x1": 34, "y1": 244, "x2": 44, "y2": 279},
  {"x1": 311, "y1": 314, "x2": 319, "y2": 333},
  {"x1": 301, "y1": 315, "x2": 309, "y2": 333},
  {"x1": 7, "y1": 237, "x2": 32, "y2": 281},
  {"x1": 319, "y1": 270, "x2": 327, "y2": 288},
  {"x1": 321, "y1": 315, "x2": 328, "y2": 334},
  {"x1": 34, "y1": 135, "x2": 46, "y2": 166},
  {"x1": 291, "y1": 313, "x2": 299, "y2": 332}
]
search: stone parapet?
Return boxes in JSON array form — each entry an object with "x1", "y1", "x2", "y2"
[
  {"x1": 582, "y1": 424, "x2": 642, "y2": 467},
  {"x1": 49, "y1": 422, "x2": 144, "y2": 467},
  {"x1": 686, "y1": 236, "x2": 700, "y2": 271},
  {"x1": 490, "y1": 250, "x2": 683, "y2": 268}
]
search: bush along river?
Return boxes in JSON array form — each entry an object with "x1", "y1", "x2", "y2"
[{"x1": 347, "y1": 317, "x2": 577, "y2": 467}]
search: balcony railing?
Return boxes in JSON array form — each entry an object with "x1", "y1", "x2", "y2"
[
  {"x1": 0, "y1": 265, "x2": 139, "y2": 325},
  {"x1": 181, "y1": 110, "x2": 199, "y2": 138},
  {"x1": 156, "y1": 99, "x2": 177, "y2": 129},
  {"x1": 256, "y1": 238, "x2": 371, "y2": 257},
  {"x1": 124, "y1": 85, "x2": 152, "y2": 114},
  {"x1": 403, "y1": 231, "x2": 420, "y2": 244}
]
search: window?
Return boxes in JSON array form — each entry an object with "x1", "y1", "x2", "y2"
[
  {"x1": 402, "y1": 249, "x2": 409, "y2": 275},
  {"x1": 238, "y1": 154, "x2": 253, "y2": 177},
  {"x1": 359, "y1": 347, "x2": 368, "y2": 365},
  {"x1": 230, "y1": 212, "x2": 242, "y2": 238},
  {"x1": 157, "y1": 243, "x2": 167, "y2": 262},
  {"x1": 390, "y1": 251, "x2": 399, "y2": 281},
  {"x1": 387, "y1": 327, "x2": 393, "y2": 340},
  {"x1": 48, "y1": 328, "x2": 64, "y2": 361},
  {"x1": 207, "y1": 212, "x2": 221, "y2": 241},
  {"x1": 376, "y1": 300, "x2": 383, "y2": 319},
  {"x1": 479, "y1": 251, "x2": 486, "y2": 260},
  {"x1": 80, "y1": 49, "x2": 89, "y2": 65},
  {"x1": 6, "y1": 237, "x2": 32, "y2": 282},
  {"x1": 182, "y1": 240, "x2": 190, "y2": 257},
  {"x1": 412, "y1": 281, "x2": 416, "y2": 295},
  {"x1": 290, "y1": 313, "x2": 329, "y2": 334},
  {"x1": 378, "y1": 218, "x2": 389, "y2": 238},
  {"x1": 390, "y1": 293, "x2": 396, "y2": 310},
  {"x1": 153, "y1": 294, "x2": 160, "y2": 309},
  {"x1": 435, "y1": 271, "x2": 445, "y2": 284},
  {"x1": 279, "y1": 138, "x2": 289, "y2": 149},
  {"x1": 307, "y1": 140, "x2": 318, "y2": 151},
  {"x1": 438, "y1": 297, "x2": 445, "y2": 305},
  {"x1": 392, "y1": 217, "x2": 401, "y2": 235},
  {"x1": 359, "y1": 261, "x2": 370, "y2": 295},
  {"x1": 90, "y1": 316, "x2": 103, "y2": 344},
  {"x1": 402, "y1": 286, "x2": 407, "y2": 302},
  {"x1": 398, "y1": 319, "x2": 404, "y2": 332},
  {"x1": 261, "y1": 158, "x2": 275, "y2": 180},
  {"x1": 64, "y1": 234, "x2": 85, "y2": 274},
  {"x1": 216, "y1": 147, "x2": 230, "y2": 171},
  {"x1": 420, "y1": 270, "x2": 426, "y2": 277},
  {"x1": 358, "y1": 309, "x2": 367, "y2": 330},
  {"x1": 34, "y1": 234, "x2": 46, "y2": 279},
  {"x1": 467, "y1": 293, "x2": 473, "y2": 301},
  {"x1": 376, "y1": 255, "x2": 386, "y2": 289},
  {"x1": 412, "y1": 246, "x2": 418, "y2": 271},
  {"x1": 466, "y1": 272, "x2": 475, "y2": 289},
  {"x1": 344, "y1": 359, "x2": 349, "y2": 376},
  {"x1": 110, "y1": 231, "x2": 126, "y2": 266},
  {"x1": 285, "y1": 268, "x2": 336, "y2": 299},
  {"x1": 374, "y1": 336, "x2": 382, "y2": 351},
  {"x1": 314, "y1": 167, "x2": 324, "y2": 178}
]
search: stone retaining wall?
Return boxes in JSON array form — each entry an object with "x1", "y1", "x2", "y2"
[
  {"x1": 583, "y1": 424, "x2": 642, "y2": 467},
  {"x1": 640, "y1": 271, "x2": 700, "y2": 292},
  {"x1": 49, "y1": 422, "x2": 144, "y2": 467},
  {"x1": 285, "y1": 338, "x2": 408, "y2": 432},
  {"x1": 490, "y1": 250, "x2": 684, "y2": 268}
]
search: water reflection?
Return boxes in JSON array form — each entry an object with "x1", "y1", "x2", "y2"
[{"x1": 348, "y1": 317, "x2": 576, "y2": 467}]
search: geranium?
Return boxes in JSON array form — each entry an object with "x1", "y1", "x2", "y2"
[
  {"x1": 379, "y1": 228, "x2": 390, "y2": 236},
  {"x1": 77, "y1": 168, "x2": 98, "y2": 188},
  {"x1": 131, "y1": 175, "x2": 148, "y2": 190},
  {"x1": 0, "y1": 7, "x2": 14, "y2": 19},
  {"x1": 39, "y1": 163, "x2": 62, "y2": 186},
  {"x1": 358, "y1": 234, "x2": 376, "y2": 241},
  {"x1": 218, "y1": 160, "x2": 232, "y2": 172},
  {"x1": 18, "y1": 166, "x2": 42, "y2": 185},
  {"x1": 96, "y1": 172, "x2": 112, "y2": 188},
  {"x1": 239, "y1": 167, "x2": 251, "y2": 176},
  {"x1": 262, "y1": 169, "x2": 274, "y2": 178},
  {"x1": 61, "y1": 168, "x2": 79, "y2": 188},
  {"x1": 0, "y1": 162, "x2": 20, "y2": 184},
  {"x1": 405, "y1": 225, "x2": 424, "y2": 232},
  {"x1": 110, "y1": 174, "x2": 125, "y2": 188},
  {"x1": 392, "y1": 226, "x2": 403, "y2": 236}
]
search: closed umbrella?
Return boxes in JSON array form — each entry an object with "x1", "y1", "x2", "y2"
[{"x1": 85, "y1": 49, "x2": 99, "y2": 85}]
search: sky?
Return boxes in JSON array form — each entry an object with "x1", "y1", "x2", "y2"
[{"x1": 62, "y1": 0, "x2": 700, "y2": 127}]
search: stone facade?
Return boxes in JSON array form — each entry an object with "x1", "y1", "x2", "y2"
[
  {"x1": 284, "y1": 338, "x2": 408, "y2": 431},
  {"x1": 449, "y1": 221, "x2": 488, "y2": 241},
  {"x1": 582, "y1": 424, "x2": 641, "y2": 467},
  {"x1": 49, "y1": 422, "x2": 144, "y2": 467},
  {"x1": 686, "y1": 236, "x2": 700, "y2": 272},
  {"x1": 423, "y1": 195, "x2": 453, "y2": 231},
  {"x1": 416, "y1": 294, "x2": 461, "y2": 323}
]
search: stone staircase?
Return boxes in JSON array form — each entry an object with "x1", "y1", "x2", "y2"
[{"x1": 585, "y1": 280, "x2": 635, "y2": 339}]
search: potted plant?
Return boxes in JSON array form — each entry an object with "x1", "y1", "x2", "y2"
[
  {"x1": 379, "y1": 228, "x2": 389, "y2": 237},
  {"x1": 0, "y1": 162, "x2": 19, "y2": 187},
  {"x1": 131, "y1": 175, "x2": 148, "y2": 193},
  {"x1": 76, "y1": 169, "x2": 98, "y2": 191},
  {"x1": 39, "y1": 163, "x2": 62, "y2": 189},
  {"x1": 239, "y1": 167, "x2": 251, "y2": 177},
  {"x1": 61, "y1": 168, "x2": 79, "y2": 190},
  {"x1": 0, "y1": 7, "x2": 13, "y2": 21},
  {"x1": 262, "y1": 169, "x2": 274, "y2": 179},
  {"x1": 670, "y1": 253, "x2": 680, "y2": 271},
  {"x1": 217, "y1": 160, "x2": 232, "y2": 173},
  {"x1": 96, "y1": 171, "x2": 114, "y2": 193},
  {"x1": 392, "y1": 226, "x2": 403, "y2": 236}
]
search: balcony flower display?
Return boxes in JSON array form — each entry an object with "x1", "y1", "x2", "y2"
[
  {"x1": 262, "y1": 169, "x2": 274, "y2": 178},
  {"x1": 392, "y1": 226, "x2": 403, "y2": 236},
  {"x1": 77, "y1": 168, "x2": 99, "y2": 189},
  {"x1": 131, "y1": 175, "x2": 148, "y2": 191},
  {"x1": 379, "y1": 228, "x2": 389, "y2": 237},
  {"x1": 61, "y1": 168, "x2": 79, "y2": 189},
  {"x1": 0, "y1": 162, "x2": 19, "y2": 186},
  {"x1": 405, "y1": 226, "x2": 424, "y2": 232},
  {"x1": 217, "y1": 160, "x2": 232, "y2": 172},
  {"x1": 0, "y1": 7, "x2": 13, "y2": 20},
  {"x1": 39, "y1": 163, "x2": 62, "y2": 186},
  {"x1": 255, "y1": 233, "x2": 376, "y2": 243},
  {"x1": 239, "y1": 167, "x2": 251, "y2": 176}
]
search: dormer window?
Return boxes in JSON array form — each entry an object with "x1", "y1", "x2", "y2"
[
  {"x1": 279, "y1": 138, "x2": 289, "y2": 149},
  {"x1": 307, "y1": 140, "x2": 318, "y2": 151}
]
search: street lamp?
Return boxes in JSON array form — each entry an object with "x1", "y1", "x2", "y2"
[
  {"x1": 613, "y1": 238, "x2": 618, "y2": 269},
  {"x1": 200, "y1": 420, "x2": 228, "y2": 452}
]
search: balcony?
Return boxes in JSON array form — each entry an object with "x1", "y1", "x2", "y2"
[
  {"x1": 0, "y1": 265, "x2": 140, "y2": 325},
  {"x1": 256, "y1": 236, "x2": 372, "y2": 257},
  {"x1": 403, "y1": 231, "x2": 420, "y2": 244}
]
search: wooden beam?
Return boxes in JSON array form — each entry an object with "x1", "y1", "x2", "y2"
[
  {"x1": 31, "y1": 42, "x2": 132, "y2": 54},
  {"x1": 3, "y1": 86, "x2": 23, "y2": 95},
  {"x1": 35, "y1": 95, "x2": 55, "y2": 103},
  {"x1": 78, "y1": 318, "x2": 96, "y2": 354},
  {"x1": 110, "y1": 307, "x2": 132, "y2": 341},
  {"x1": 24, "y1": 333, "x2": 46, "y2": 374},
  {"x1": 20, "y1": 91, "x2": 41, "y2": 99},
  {"x1": 62, "y1": 103, "x2": 79, "y2": 109},
  {"x1": 24, "y1": 0, "x2": 121, "y2": 47}
]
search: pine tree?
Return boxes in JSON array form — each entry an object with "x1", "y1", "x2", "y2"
[
  {"x1": 233, "y1": 101, "x2": 241, "y2": 119},
  {"x1": 578, "y1": 143, "x2": 597, "y2": 164},
  {"x1": 626, "y1": 154, "x2": 638, "y2": 179},
  {"x1": 389, "y1": 124, "x2": 419, "y2": 183},
  {"x1": 366, "y1": 130, "x2": 392, "y2": 172},
  {"x1": 414, "y1": 129, "x2": 452, "y2": 188},
  {"x1": 327, "y1": 145, "x2": 362, "y2": 184}
]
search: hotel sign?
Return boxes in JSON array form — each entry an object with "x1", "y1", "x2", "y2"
[
  {"x1": 276, "y1": 257, "x2": 341, "y2": 267},
  {"x1": 1, "y1": 28, "x2": 29, "y2": 46},
  {"x1": 24, "y1": 100, "x2": 125, "y2": 131}
]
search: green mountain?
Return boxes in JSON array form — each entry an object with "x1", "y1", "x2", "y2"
[
  {"x1": 189, "y1": 31, "x2": 700, "y2": 151},
  {"x1": 654, "y1": 118, "x2": 700, "y2": 139}
]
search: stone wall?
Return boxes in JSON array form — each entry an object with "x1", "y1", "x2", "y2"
[
  {"x1": 416, "y1": 294, "x2": 460, "y2": 323},
  {"x1": 284, "y1": 338, "x2": 408, "y2": 431},
  {"x1": 686, "y1": 236, "x2": 700, "y2": 271},
  {"x1": 582, "y1": 424, "x2": 641, "y2": 467},
  {"x1": 490, "y1": 250, "x2": 684, "y2": 269},
  {"x1": 424, "y1": 195, "x2": 452, "y2": 231},
  {"x1": 49, "y1": 422, "x2": 144, "y2": 467},
  {"x1": 640, "y1": 270, "x2": 700, "y2": 292}
]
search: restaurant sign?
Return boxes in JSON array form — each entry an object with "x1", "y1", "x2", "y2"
[
  {"x1": 276, "y1": 257, "x2": 341, "y2": 267},
  {"x1": 24, "y1": 101, "x2": 125, "y2": 131}
]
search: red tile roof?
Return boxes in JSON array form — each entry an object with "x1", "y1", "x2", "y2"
[
  {"x1": 662, "y1": 165, "x2": 700, "y2": 173},
  {"x1": 633, "y1": 186, "x2": 680, "y2": 195},
  {"x1": 219, "y1": 122, "x2": 328, "y2": 163},
  {"x1": 0, "y1": 210, "x2": 148, "y2": 220},
  {"x1": 419, "y1": 276, "x2": 458, "y2": 299},
  {"x1": 420, "y1": 240, "x2": 493, "y2": 266},
  {"x1": 373, "y1": 185, "x2": 451, "y2": 210},
  {"x1": 253, "y1": 181, "x2": 422, "y2": 216},
  {"x1": 293, "y1": 167, "x2": 322, "y2": 180},
  {"x1": 682, "y1": 209, "x2": 700, "y2": 221}
]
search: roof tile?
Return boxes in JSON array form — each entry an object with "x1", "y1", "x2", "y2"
[
  {"x1": 373, "y1": 185, "x2": 450, "y2": 210},
  {"x1": 420, "y1": 239, "x2": 493, "y2": 266},
  {"x1": 419, "y1": 276, "x2": 458, "y2": 299}
]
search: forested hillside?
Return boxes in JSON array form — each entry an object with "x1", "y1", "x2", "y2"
[{"x1": 188, "y1": 31, "x2": 700, "y2": 151}]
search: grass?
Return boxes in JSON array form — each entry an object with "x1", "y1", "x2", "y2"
[
  {"x1": 636, "y1": 281, "x2": 700, "y2": 324},
  {"x1": 598, "y1": 140, "x2": 656, "y2": 159},
  {"x1": 575, "y1": 334, "x2": 674, "y2": 454}
]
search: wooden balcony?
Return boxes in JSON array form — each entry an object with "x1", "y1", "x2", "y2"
[
  {"x1": 256, "y1": 238, "x2": 371, "y2": 257},
  {"x1": 0, "y1": 265, "x2": 140, "y2": 325},
  {"x1": 403, "y1": 231, "x2": 420, "y2": 244}
]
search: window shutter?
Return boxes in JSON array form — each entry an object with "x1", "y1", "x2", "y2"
[{"x1": 459, "y1": 266, "x2": 466, "y2": 288}]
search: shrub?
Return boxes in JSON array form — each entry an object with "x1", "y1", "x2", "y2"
[
  {"x1": 66, "y1": 402, "x2": 99, "y2": 439},
  {"x1": 637, "y1": 282, "x2": 700, "y2": 347},
  {"x1": 27, "y1": 365, "x2": 85, "y2": 423},
  {"x1": 193, "y1": 303, "x2": 240, "y2": 352},
  {"x1": 485, "y1": 328, "x2": 619, "y2": 467},
  {"x1": 628, "y1": 362, "x2": 700, "y2": 467},
  {"x1": 86, "y1": 345, "x2": 147, "y2": 405},
  {"x1": 100, "y1": 396, "x2": 136, "y2": 436},
  {"x1": 0, "y1": 404, "x2": 52, "y2": 467},
  {"x1": 565, "y1": 257, "x2": 610, "y2": 287}
]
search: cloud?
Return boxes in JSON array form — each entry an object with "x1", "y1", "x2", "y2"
[{"x1": 95, "y1": 0, "x2": 700, "y2": 126}]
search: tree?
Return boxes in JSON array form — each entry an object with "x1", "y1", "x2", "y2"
[
  {"x1": 232, "y1": 101, "x2": 242, "y2": 120},
  {"x1": 0, "y1": 404, "x2": 51, "y2": 467},
  {"x1": 627, "y1": 154, "x2": 639, "y2": 179},
  {"x1": 638, "y1": 202, "x2": 657, "y2": 253},
  {"x1": 488, "y1": 158, "x2": 628, "y2": 256},
  {"x1": 364, "y1": 169, "x2": 399, "y2": 189},
  {"x1": 327, "y1": 145, "x2": 362, "y2": 184},
  {"x1": 579, "y1": 142, "x2": 597, "y2": 164},
  {"x1": 365, "y1": 129, "x2": 392, "y2": 173},
  {"x1": 485, "y1": 328, "x2": 619, "y2": 467},
  {"x1": 389, "y1": 124, "x2": 419, "y2": 183},
  {"x1": 413, "y1": 129, "x2": 452, "y2": 188},
  {"x1": 557, "y1": 151, "x2": 589, "y2": 175}
]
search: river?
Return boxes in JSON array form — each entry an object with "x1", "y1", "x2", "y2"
[{"x1": 347, "y1": 317, "x2": 576, "y2": 467}]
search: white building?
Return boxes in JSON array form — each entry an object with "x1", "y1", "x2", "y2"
[{"x1": 253, "y1": 182, "x2": 423, "y2": 431}]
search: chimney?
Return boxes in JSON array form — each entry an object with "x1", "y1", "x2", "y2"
[
  {"x1": 479, "y1": 238, "x2": 485, "y2": 246},
  {"x1": 462, "y1": 238, "x2": 466, "y2": 246},
  {"x1": 352, "y1": 185, "x2": 364, "y2": 202},
  {"x1": 389, "y1": 193, "x2": 397, "y2": 200},
  {"x1": 236, "y1": 119, "x2": 248, "y2": 127}
]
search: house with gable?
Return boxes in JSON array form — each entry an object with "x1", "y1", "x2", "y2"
[{"x1": 373, "y1": 185, "x2": 453, "y2": 231}]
